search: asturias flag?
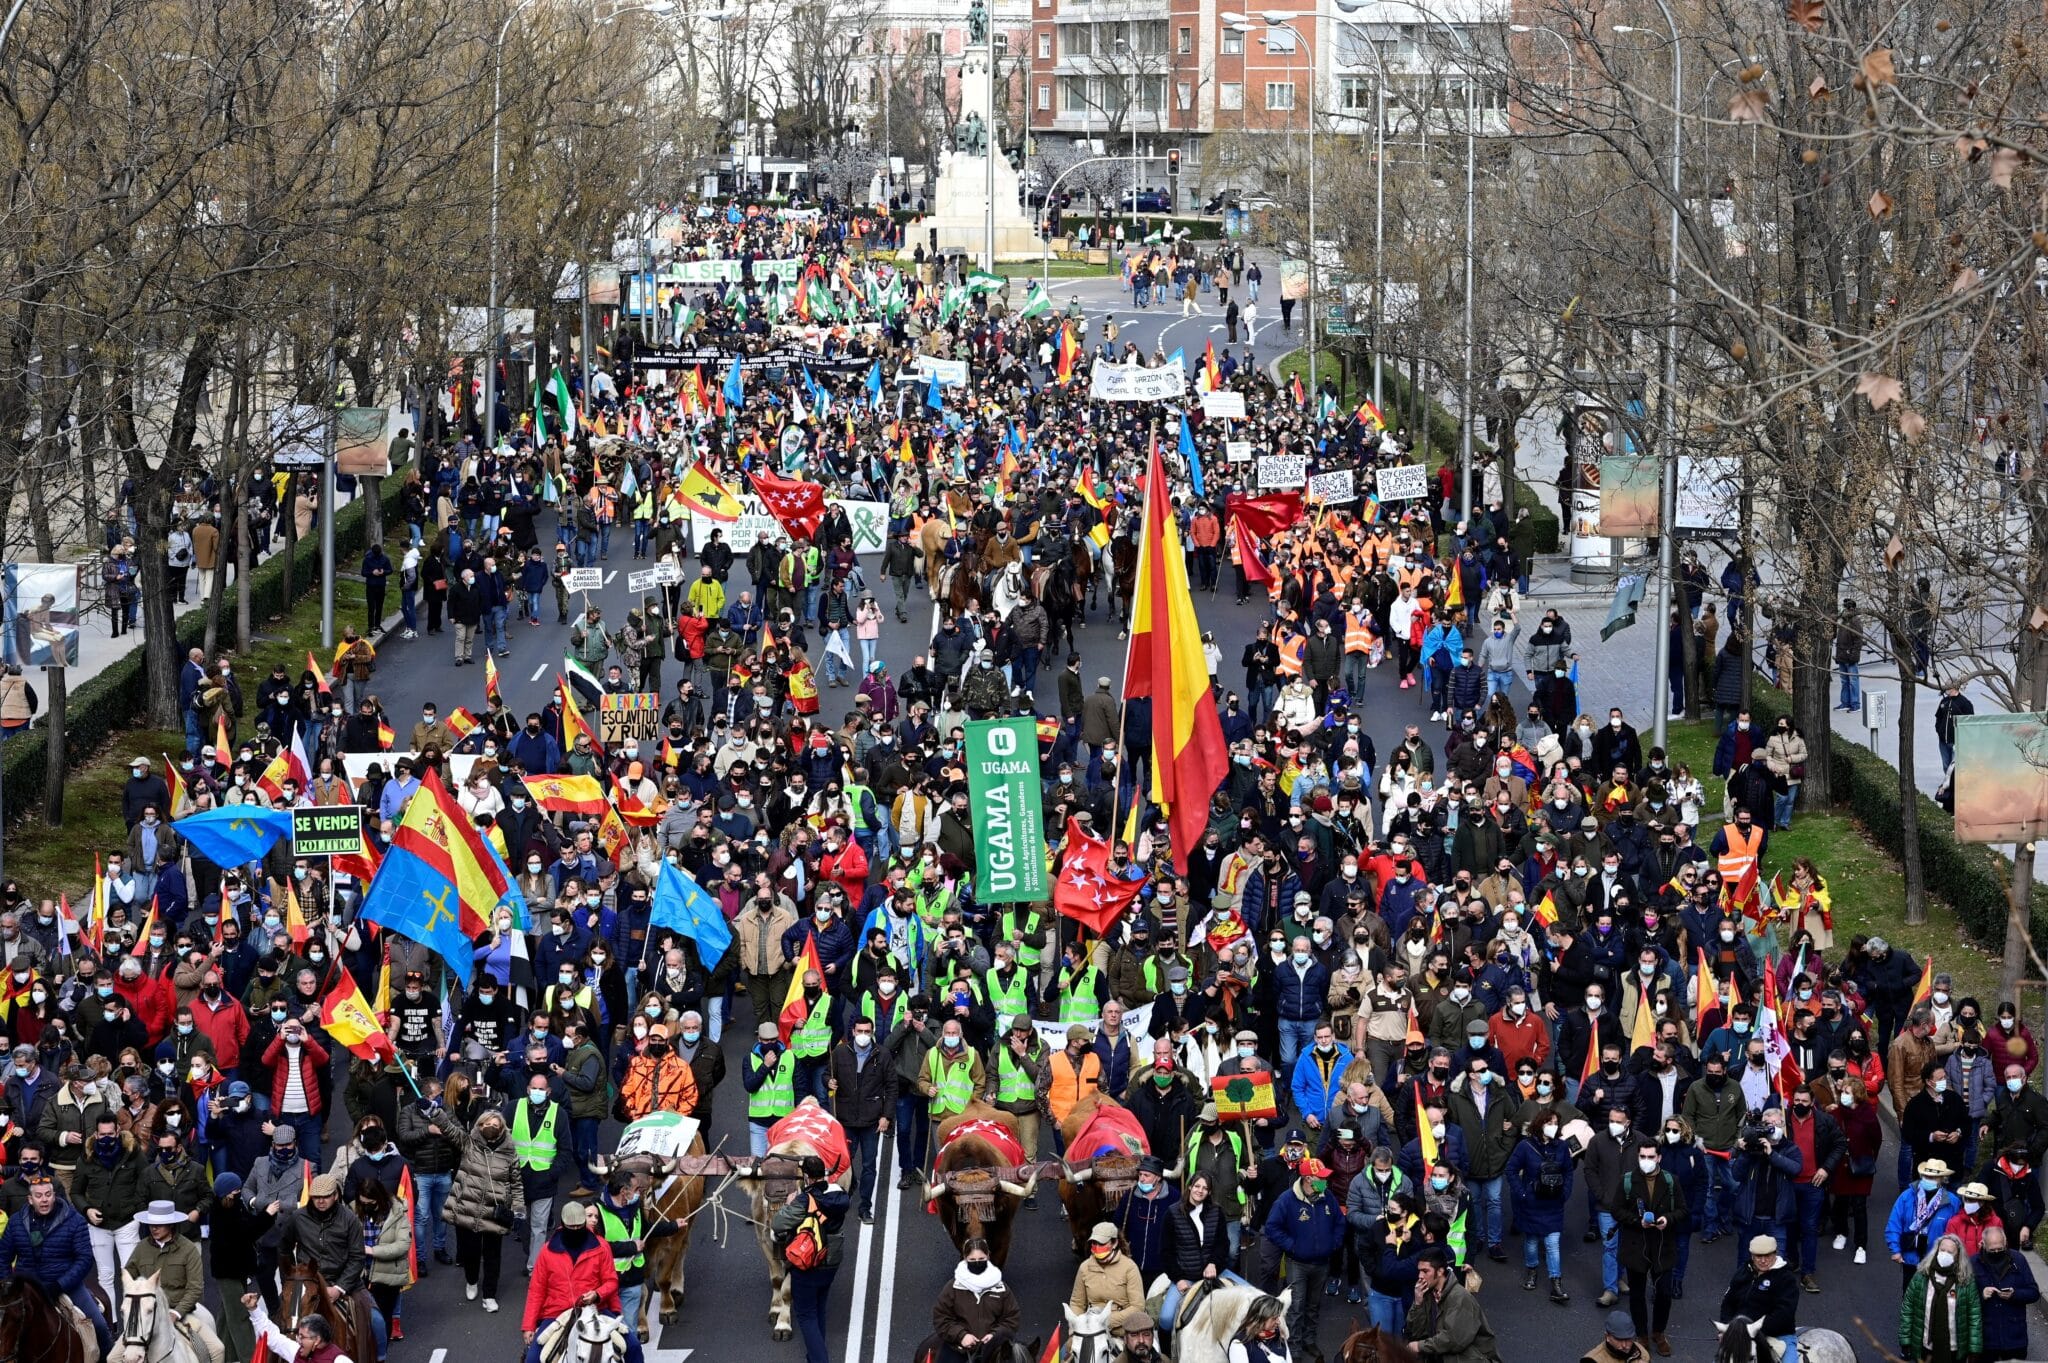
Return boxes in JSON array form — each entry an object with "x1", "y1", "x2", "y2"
[
  {"x1": 358, "y1": 767, "x2": 509, "y2": 986},
  {"x1": 652, "y1": 859, "x2": 733, "y2": 973},
  {"x1": 1122, "y1": 442, "x2": 1227, "y2": 873}
]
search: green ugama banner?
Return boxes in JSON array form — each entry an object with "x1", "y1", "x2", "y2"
[{"x1": 964, "y1": 717, "x2": 1048, "y2": 903}]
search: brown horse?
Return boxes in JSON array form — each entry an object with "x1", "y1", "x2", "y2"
[
  {"x1": 277, "y1": 1255, "x2": 375, "y2": 1363},
  {"x1": 1338, "y1": 1324, "x2": 1422, "y2": 1363},
  {"x1": 0, "y1": 1278, "x2": 90, "y2": 1363},
  {"x1": 923, "y1": 1104, "x2": 1039, "y2": 1268},
  {"x1": 1108, "y1": 536, "x2": 1137, "y2": 627}
]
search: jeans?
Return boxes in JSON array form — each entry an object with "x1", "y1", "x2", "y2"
[
  {"x1": 1703, "y1": 1156, "x2": 1737, "y2": 1235},
  {"x1": 487, "y1": 606, "x2": 509, "y2": 654},
  {"x1": 1486, "y1": 668, "x2": 1516, "y2": 700},
  {"x1": 572, "y1": 1118, "x2": 603, "y2": 1189},
  {"x1": 847, "y1": 1124, "x2": 881, "y2": 1216},
  {"x1": 283, "y1": 1112, "x2": 324, "y2": 1169},
  {"x1": 1159, "y1": 1271, "x2": 1250, "y2": 1330},
  {"x1": 1773, "y1": 785, "x2": 1798, "y2": 829},
  {"x1": 413, "y1": 1170, "x2": 451, "y2": 1252},
  {"x1": 89, "y1": 1221, "x2": 141, "y2": 1304},
  {"x1": 1468, "y1": 1176, "x2": 1504, "y2": 1249},
  {"x1": 893, "y1": 1096, "x2": 930, "y2": 1174},
  {"x1": 859, "y1": 637, "x2": 878, "y2": 673},
  {"x1": 790, "y1": 1265, "x2": 837, "y2": 1363},
  {"x1": 1939, "y1": 738, "x2": 1955, "y2": 770},
  {"x1": 72, "y1": 1285, "x2": 112, "y2": 1358},
  {"x1": 401, "y1": 587, "x2": 418, "y2": 633},
  {"x1": 1596, "y1": 1209, "x2": 1620, "y2": 1293},
  {"x1": 1277, "y1": 1018, "x2": 1318, "y2": 1074},
  {"x1": 1015, "y1": 645, "x2": 1042, "y2": 694},
  {"x1": 1792, "y1": 1184, "x2": 1825, "y2": 1274},
  {"x1": 184, "y1": 708, "x2": 203, "y2": 756},
  {"x1": 1367, "y1": 1289, "x2": 1406, "y2": 1335},
  {"x1": 617, "y1": 1284, "x2": 642, "y2": 1334},
  {"x1": 749, "y1": 1121, "x2": 774, "y2": 1157},
  {"x1": 1523, "y1": 1230, "x2": 1561, "y2": 1277},
  {"x1": 821, "y1": 643, "x2": 852, "y2": 687},
  {"x1": 1839, "y1": 662, "x2": 1861, "y2": 711}
]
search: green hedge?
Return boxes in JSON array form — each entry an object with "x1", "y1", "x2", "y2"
[
  {"x1": 1739, "y1": 678, "x2": 2032, "y2": 958},
  {"x1": 0, "y1": 467, "x2": 410, "y2": 827}
]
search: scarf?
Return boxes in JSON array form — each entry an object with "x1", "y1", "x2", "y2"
[{"x1": 952, "y1": 1260, "x2": 1003, "y2": 1299}]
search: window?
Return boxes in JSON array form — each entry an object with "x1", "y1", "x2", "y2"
[
  {"x1": 1037, "y1": 82, "x2": 1051, "y2": 109},
  {"x1": 1065, "y1": 24, "x2": 1091, "y2": 57},
  {"x1": 1220, "y1": 80, "x2": 1243, "y2": 109},
  {"x1": 1338, "y1": 75, "x2": 1374, "y2": 111},
  {"x1": 1262, "y1": 26, "x2": 1295, "y2": 53},
  {"x1": 924, "y1": 31, "x2": 942, "y2": 54},
  {"x1": 1176, "y1": 80, "x2": 1191, "y2": 109},
  {"x1": 994, "y1": 33, "x2": 1008, "y2": 56},
  {"x1": 1221, "y1": 27, "x2": 1243, "y2": 54},
  {"x1": 1037, "y1": 31, "x2": 1051, "y2": 59},
  {"x1": 1177, "y1": 25, "x2": 1192, "y2": 53},
  {"x1": 1265, "y1": 81, "x2": 1294, "y2": 109},
  {"x1": 1060, "y1": 74, "x2": 1091, "y2": 110}
]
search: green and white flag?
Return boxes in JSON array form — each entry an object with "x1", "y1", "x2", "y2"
[
  {"x1": 964, "y1": 269, "x2": 1006, "y2": 295},
  {"x1": 562, "y1": 653, "x2": 603, "y2": 701},
  {"x1": 964, "y1": 717, "x2": 1048, "y2": 903},
  {"x1": 1143, "y1": 230, "x2": 1164, "y2": 245},
  {"x1": 1019, "y1": 281, "x2": 1053, "y2": 319},
  {"x1": 938, "y1": 285, "x2": 966, "y2": 324},
  {"x1": 672, "y1": 296, "x2": 695, "y2": 338},
  {"x1": 545, "y1": 366, "x2": 577, "y2": 439}
]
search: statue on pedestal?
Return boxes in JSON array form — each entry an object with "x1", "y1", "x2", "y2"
[
  {"x1": 953, "y1": 111, "x2": 987, "y2": 157},
  {"x1": 966, "y1": 0, "x2": 988, "y2": 48}
]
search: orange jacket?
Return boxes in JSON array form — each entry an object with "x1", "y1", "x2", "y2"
[{"x1": 622, "y1": 1053, "x2": 700, "y2": 1121}]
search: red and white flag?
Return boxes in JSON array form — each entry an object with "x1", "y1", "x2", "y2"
[{"x1": 748, "y1": 469, "x2": 828, "y2": 541}]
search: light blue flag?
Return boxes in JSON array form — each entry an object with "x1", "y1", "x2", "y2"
[
  {"x1": 1179, "y1": 414, "x2": 1206, "y2": 499},
  {"x1": 173, "y1": 807, "x2": 293, "y2": 869},
  {"x1": 358, "y1": 842, "x2": 479, "y2": 986},
  {"x1": 652, "y1": 859, "x2": 732, "y2": 972},
  {"x1": 722, "y1": 355, "x2": 745, "y2": 409},
  {"x1": 925, "y1": 371, "x2": 945, "y2": 411},
  {"x1": 865, "y1": 361, "x2": 883, "y2": 407}
]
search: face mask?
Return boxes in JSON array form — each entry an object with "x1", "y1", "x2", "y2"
[
  {"x1": 1936, "y1": 1250, "x2": 1957, "y2": 1269},
  {"x1": 1608, "y1": 1121, "x2": 1627, "y2": 1139},
  {"x1": 1238, "y1": 1045, "x2": 1257, "y2": 1060},
  {"x1": 1429, "y1": 1175, "x2": 1449, "y2": 1192},
  {"x1": 2009, "y1": 1077, "x2": 2026, "y2": 1094},
  {"x1": 1733, "y1": 1020, "x2": 1751, "y2": 1034},
  {"x1": 943, "y1": 1035, "x2": 962, "y2": 1050},
  {"x1": 1585, "y1": 998, "x2": 1603, "y2": 1015},
  {"x1": 1091, "y1": 1245, "x2": 1116, "y2": 1262},
  {"x1": 1536, "y1": 1083, "x2": 1554, "y2": 1098},
  {"x1": 1136, "y1": 1179, "x2": 1157, "y2": 1195},
  {"x1": 1933, "y1": 1079, "x2": 1949, "y2": 1094}
]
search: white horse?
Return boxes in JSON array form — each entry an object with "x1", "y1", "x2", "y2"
[
  {"x1": 114, "y1": 1272, "x2": 220, "y2": 1363},
  {"x1": 991, "y1": 562, "x2": 1029, "y2": 618},
  {"x1": 1062, "y1": 1304, "x2": 1122, "y2": 1363},
  {"x1": 1168, "y1": 1284, "x2": 1291, "y2": 1363},
  {"x1": 1712, "y1": 1316, "x2": 1857, "y2": 1363},
  {"x1": 533, "y1": 1305, "x2": 634, "y2": 1363}
]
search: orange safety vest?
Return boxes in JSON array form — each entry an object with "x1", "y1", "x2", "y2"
[
  {"x1": 1343, "y1": 612, "x2": 1375, "y2": 655},
  {"x1": 1047, "y1": 1049, "x2": 1103, "y2": 1124},
  {"x1": 1365, "y1": 531, "x2": 1395, "y2": 570},
  {"x1": 1716, "y1": 823, "x2": 1764, "y2": 883},
  {"x1": 1275, "y1": 631, "x2": 1306, "y2": 677}
]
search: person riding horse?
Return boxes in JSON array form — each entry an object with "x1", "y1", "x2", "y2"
[
  {"x1": 524, "y1": 1200, "x2": 643, "y2": 1363},
  {"x1": 270, "y1": 1174, "x2": 388, "y2": 1363},
  {"x1": 0, "y1": 1175, "x2": 112, "y2": 1358},
  {"x1": 124, "y1": 1198, "x2": 216, "y2": 1336},
  {"x1": 243, "y1": 1294, "x2": 354, "y2": 1363}
]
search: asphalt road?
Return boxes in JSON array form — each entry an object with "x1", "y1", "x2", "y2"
[{"x1": 311, "y1": 286, "x2": 1932, "y2": 1363}]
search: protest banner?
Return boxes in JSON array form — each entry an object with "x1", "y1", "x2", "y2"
[
  {"x1": 598, "y1": 692, "x2": 662, "y2": 746},
  {"x1": 1258, "y1": 454, "x2": 1309, "y2": 489},
  {"x1": 1307, "y1": 470, "x2": 1358, "y2": 505},
  {"x1": 1089, "y1": 364, "x2": 1186, "y2": 402},
  {"x1": 1375, "y1": 464, "x2": 1430, "y2": 501}
]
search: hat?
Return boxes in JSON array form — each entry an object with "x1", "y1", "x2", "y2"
[
  {"x1": 1311, "y1": 794, "x2": 1333, "y2": 813},
  {"x1": 307, "y1": 1174, "x2": 340, "y2": 1199},
  {"x1": 1137, "y1": 1155, "x2": 1166, "y2": 1176},
  {"x1": 1959, "y1": 1181, "x2": 1993, "y2": 1200},
  {"x1": 1283, "y1": 1128, "x2": 1309, "y2": 1147},
  {"x1": 1604, "y1": 1311, "x2": 1637, "y2": 1341},
  {"x1": 1465, "y1": 1019, "x2": 1489, "y2": 1039},
  {"x1": 1580, "y1": 816, "x2": 1600, "y2": 831},
  {"x1": 134, "y1": 1200, "x2": 185, "y2": 1227},
  {"x1": 1235, "y1": 1028, "x2": 1259, "y2": 1044},
  {"x1": 271, "y1": 1126, "x2": 298, "y2": 1147},
  {"x1": 1918, "y1": 1158, "x2": 1954, "y2": 1180},
  {"x1": 1746, "y1": 1234, "x2": 1779, "y2": 1256},
  {"x1": 1198, "y1": 1103, "x2": 1220, "y2": 1123},
  {"x1": 1296, "y1": 1157, "x2": 1332, "y2": 1180},
  {"x1": 1088, "y1": 1221, "x2": 1119, "y2": 1244},
  {"x1": 212, "y1": 1173, "x2": 243, "y2": 1200},
  {"x1": 226, "y1": 1081, "x2": 251, "y2": 1101},
  {"x1": 1066, "y1": 1024, "x2": 1092, "y2": 1044},
  {"x1": 559, "y1": 1200, "x2": 588, "y2": 1227},
  {"x1": 758, "y1": 1021, "x2": 780, "y2": 1042},
  {"x1": 1111, "y1": 1310, "x2": 1156, "y2": 1335},
  {"x1": 1293, "y1": 891, "x2": 1313, "y2": 908},
  {"x1": 1166, "y1": 965, "x2": 1189, "y2": 983}
]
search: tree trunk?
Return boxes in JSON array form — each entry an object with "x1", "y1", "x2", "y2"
[
  {"x1": 41, "y1": 666, "x2": 66, "y2": 824},
  {"x1": 2004, "y1": 841, "x2": 2038, "y2": 1002}
]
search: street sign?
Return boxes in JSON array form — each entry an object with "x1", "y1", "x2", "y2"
[
  {"x1": 291, "y1": 806, "x2": 364, "y2": 858},
  {"x1": 1324, "y1": 303, "x2": 1360, "y2": 337}
]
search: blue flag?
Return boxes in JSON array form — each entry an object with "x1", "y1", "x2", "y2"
[
  {"x1": 925, "y1": 371, "x2": 945, "y2": 411},
  {"x1": 652, "y1": 859, "x2": 732, "y2": 973},
  {"x1": 1179, "y1": 414, "x2": 1206, "y2": 499},
  {"x1": 722, "y1": 355, "x2": 745, "y2": 409},
  {"x1": 1165, "y1": 348, "x2": 1186, "y2": 372},
  {"x1": 173, "y1": 807, "x2": 293, "y2": 869},
  {"x1": 358, "y1": 843, "x2": 480, "y2": 986},
  {"x1": 865, "y1": 361, "x2": 883, "y2": 407}
]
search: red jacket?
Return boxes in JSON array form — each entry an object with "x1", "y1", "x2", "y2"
[
  {"x1": 115, "y1": 974, "x2": 174, "y2": 1044},
  {"x1": 261, "y1": 1033, "x2": 331, "y2": 1115},
  {"x1": 189, "y1": 991, "x2": 251, "y2": 1069},
  {"x1": 523, "y1": 1232, "x2": 622, "y2": 1331},
  {"x1": 820, "y1": 842, "x2": 868, "y2": 904}
]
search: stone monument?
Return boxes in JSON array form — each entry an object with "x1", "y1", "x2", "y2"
[{"x1": 911, "y1": 0, "x2": 1038, "y2": 263}]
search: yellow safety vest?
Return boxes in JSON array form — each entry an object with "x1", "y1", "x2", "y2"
[
  {"x1": 510, "y1": 1099, "x2": 559, "y2": 1172},
  {"x1": 599, "y1": 1204, "x2": 644, "y2": 1274}
]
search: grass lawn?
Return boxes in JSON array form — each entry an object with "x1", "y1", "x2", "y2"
[
  {"x1": 1663, "y1": 718, "x2": 2005, "y2": 1005},
  {"x1": 5, "y1": 542, "x2": 392, "y2": 907},
  {"x1": 996, "y1": 261, "x2": 1111, "y2": 281}
]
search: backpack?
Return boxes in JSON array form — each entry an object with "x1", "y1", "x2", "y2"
[
  {"x1": 1534, "y1": 1153, "x2": 1566, "y2": 1201},
  {"x1": 775, "y1": 1194, "x2": 828, "y2": 1271}
]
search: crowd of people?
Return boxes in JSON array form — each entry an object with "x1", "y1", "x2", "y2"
[{"x1": 0, "y1": 197, "x2": 2036, "y2": 1363}]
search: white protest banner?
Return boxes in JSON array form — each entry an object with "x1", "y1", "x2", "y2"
[
  {"x1": 340, "y1": 753, "x2": 480, "y2": 785},
  {"x1": 626, "y1": 569, "x2": 661, "y2": 594},
  {"x1": 912, "y1": 355, "x2": 971, "y2": 387},
  {"x1": 1089, "y1": 363, "x2": 1186, "y2": 402},
  {"x1": 692, "y1": 495, "x2": 889, "y2": 555},
  {"x1": 615, "y1": 1112, "x2": 703, "y2": 1161},
  {"x1": 1375, "y1": 463, "x2": 1431, "y2": 502},
  {"x1": 1032, "y1": 1000, "x2": 1154, "y2": 1053},
  {"x1": 1307, "y1": 470, "x2": 1358, "y2": 505},
  {"x1": 1202, "y1": 391, "x2": 1246, "y2": 420},
  {"x1": 1258, "y1": 454, "x2": 1309, "y2": 489},
  {"x1": 653, "y1": 562, "x2": 686, "y2": 586},
  {"x1": 564, "y1": 567, "x2": 605, "y2": 593},
  {"x1": 1225, "y1": 441, "x2": 1254, "y2": 463}
]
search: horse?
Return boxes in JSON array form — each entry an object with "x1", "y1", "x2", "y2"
[
  {"x1": 1067, "y1": 532, "x2": 1099, "y2": 612},
  {"x1": 533, "y1": 1305, "x2": 634, "y2": 1363},
  {"x1": 924, "y1": 1104, "x2": 1040, "y2": 1268},
  {"x1": 1172, "y1": 1286, "x2": 1292, "y2": 1363},
  {"x1": 1062, "y1": 1304, "x2": 1121, "y2": 1363},
  {"x1": 1109, "y1": 535, "x2": 1138, "y2": 627},
  {"x1": 276, "y1": 1254, "x2": 374, "y2": 1363},
  {"x1": 1712, "y1": 1316, "x2": 1858, "y2": 1363},
  {"x1": 0, "y1": 1278, "x2": 92, "y2": 1363},
  {"x1": 115, "y1": 1271, "x2": 221, "y2": 1363},
  {"x1": 629, "y1": 1130, "x2": 709, "y2": 1331},
  {"x1": 939, "y1": 560, "x2": 985, "y2": 616},
  {"x1": 990, "y1": 562, "x2": 1028, "y2": 618},
  {"x1": 1335, "y1": 1323, "x2": 1420, "y2": 1363}
]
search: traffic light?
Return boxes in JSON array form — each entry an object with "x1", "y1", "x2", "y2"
[{"x1": 1168, "y1": 148, "x2": 1181, "y2": 174}]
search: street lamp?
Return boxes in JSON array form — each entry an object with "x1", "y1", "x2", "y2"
[
  {"x1": 1614, "y1": 5, "x2": 1683, "y2": 750},
  {"x1": 1508, "y1": 23, "x2": 1575, "y2": 103},
  {"x1": 1253, "y1": 12, "x2": 1317, "y2": 392}
]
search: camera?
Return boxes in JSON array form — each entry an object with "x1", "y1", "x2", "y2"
[{"x1": 1739, "y1": 1121, "x2": 1770, "y2": 1153}]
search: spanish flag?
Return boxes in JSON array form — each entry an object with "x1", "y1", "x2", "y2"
[
  {"x1": 376, "y1": 718, "x2": 395, "y2": 751},
  {"x1": 1415, "y1": 1089, "x2": 1439, "y2": 1166},
  {"x1": 319, "y1": 970, "x2": 395, "y2": 1062},
  {"x1": 285, "y1": 885, "x2": 310, "y2": 945},
  {"x1": 444, "y1": 707, "x2": 480, "y2": 744},
  {"x1": 1121, "y1": 442, "x2": 1226, "y2": 874},
  {"x1": 162, "y1": 756, "x2": 188, "y2": 819},
  {"x1": 558, "y1": 677, "x2": 602, "y2": 754},
  {"x1": 1695, "y1": 948, "x2": 1716, "y2": 1032},
  {"x1": 1074, "y1": 465, "x2": 1111, "y2": 549},
  {"x1": 676, "y1": 460, "x2": 743, "y2": 522},
  {"x1": 307, "y1": 651, "x2": 332, "y2": 696},
  {"x1": 483, "y1": 654, "x2": 501, "y2": 706},
  {"x1": 1357, "y1": 399, "x2": 1387, "y2": 431},
  {"x1": 1444, "y1": 568, "x2": 1464, "y2": 611},
  {"x1": 523, "y1": 774, "x2": 609, "y2": 816},
  {"x1": 1055, "y1": 323, "x2": 1081, "y2": 384},
  {"x1": 1911, "y1": 955, "x2": 1935, "y2": 1008},
  {"x1": 778, "y1": 935, "x2": 826, "y2": 1044},
  {"x1": 1202, "y1": 341, "x2": 1221, "y2": 394}
]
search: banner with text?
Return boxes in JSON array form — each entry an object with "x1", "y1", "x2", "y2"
[
  {"x1": 692, "y1": 495, "x2": 889, "y2": 555},
  {"x1": 1089, "y1": 363, "x2": 1187, "y2": 402},
  {"x1": 964, "y1": 718, "x2": 1049, "y2": 904}
]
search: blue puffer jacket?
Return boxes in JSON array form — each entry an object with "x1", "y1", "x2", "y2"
[{"x1": 0, "y1": 1199, "x2": 93, "y2": 1297}]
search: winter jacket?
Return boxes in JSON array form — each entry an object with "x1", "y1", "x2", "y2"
[
  {"x1": 139, "y1": 1150, "x2": 212, "y2": 1235},
  {"x1": 365, "y1": 1201, "x2": 413, "y2": 1288},
  {"x1": 443, "y1": 1123, "x2": 523, "y2": 1234},
  {"x1": 523, "y1": 1231, "x2": 622, "y2": 1332},
  {"x1": 931, "y1": 1272, "x2": 1021, "y2": 1347},
  {"x1": 35, "y1": 1078, "x2": 118, "y2": 1174},
  {"x1": 70, "y1": 1134, "x2": 148, "y2": 1228},
  {"x1": 125, "y1": 1232, "x2": 204, "y2": 1313},
  {"x1": 1164, "y1": 1198, "x2": 1232, "y2": 1281},
  {"x1": 1506, "y1": 1136, "x2": 1574, "y2": 1237},
  {"x1": 1273, "y1": 959, "x2": 1331, "y2": 1023},
  {"x1": 261, "y1": 1034, "x2": 332, "y2": 1115},
  {"x1": 0, "y1": 1198, "x2": 94, "y2": 1296},
  {"x1": 1898, "y1": 1266, "x2": 1982, "y2": 1360},
  {"x1": 1290, "y1": 1044, "x2": 1352, "y2": 1126},
  {"x1": 1067, "y1": 1250, "x2": 1145, "y2": 1315},
  {"x1": 1729, "y1": 1139, "x2": 1804, "y2": 1229},
  {"x1": 1401, "y1": 1280, "x2": 1502, "y2": 1363},
  {"x1": 1263, "y1": 1184, "x2": 1344, "y2": 1263},
  {"x1": 1114, "y1": 1185, "x2": 1179, "y2": 1281},
  {"x1": 1973, "y1": 1247, "x2": 2040, "y2": 1357},
  {"x1": 1613, "y1": 1165, "x2": 1688, "y2": 1274}
]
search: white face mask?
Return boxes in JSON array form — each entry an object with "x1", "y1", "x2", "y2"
[
  {"x1": 1638, "y1": 1158, "x2": 1658, "y2": 1174},
  {"x1": 1936, "y1": 1250, "x2": 1957, "y2": 1269}
]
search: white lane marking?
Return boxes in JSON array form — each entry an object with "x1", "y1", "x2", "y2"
[
  {"x1": 871, "y1": 1131, "x2": 905, "y2": 1363},
  {"x1": 604, "y1": 571, "x2": 618, "y2": 586},
  {"x1": 430, "y1": 1351, "x2": 446, "y2": 1363},
  {"x1": 648, "y1": 1350, "x2": 693, "y2": 1362},
  {"x1": 845, "y1": 1136, "x2": 891, "y2": 1363},
  {"x1": 530, "y1": 664, "x2": 549, "y2": 682}
]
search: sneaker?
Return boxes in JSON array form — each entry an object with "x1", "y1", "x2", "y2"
[
  {"x1": 1324, "y1": 1279, "x2": 1341, "y2": 1298},
  {"x1": 860, "y1": 1211, "x2": 874, "y2": 1225},
  {"x1": 1854, "y1": 1247, "x2": 1867, "y2": 1264},
  {"x1": 401, "y1": 630, "x2": 417, "y2": 640},
  {"x1": 481, "y1": 1299, "x2": 499, "y2": 1314},
  {"x1": 1832, "y1": 1235, "x2": 1846, "y2": 1251},
  {"x1": 1345, "y1": 1288, "x2": 1362, "y2": 1304},
  {"x1": 465, "y1": 1284, "x2": 478, "y2": 1301},
  {"x1": 1799, "y1": 1274, "x2": 1819, "y2": 1294},
  {"x1": 1595, "y1": 1291, "x2": 1618, "y2": 1308}
]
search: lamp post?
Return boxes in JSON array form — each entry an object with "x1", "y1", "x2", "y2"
[
  {"x1": 1508, "y1": 22, "x2": 1575, "y2": 103},
  {"x1": 1615, "y1": 4, "x2": 1683, "y2": 752},
  {"x1": 1258, "y1": 11, "x2": 1316, "y2": 392},
  {"x1": 1330, "y1": 16, "x2": 1387, "y2": 412}
]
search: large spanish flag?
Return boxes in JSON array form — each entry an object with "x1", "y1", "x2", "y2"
[
  {"x1": 1122, "y1": 442, "x2": 1227, "y2": 874},
  {"x1": 320, "y1": 970, "x2": 395, "y2": 1062}
]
